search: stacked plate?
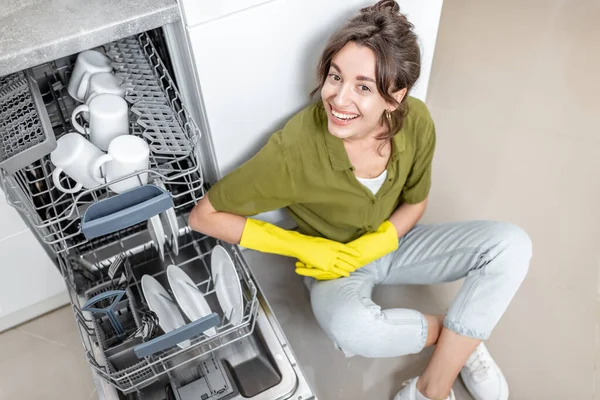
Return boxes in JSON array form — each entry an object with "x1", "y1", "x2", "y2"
[{"x1": 140, "y1": 245, "x2": 244, "y2": 348}]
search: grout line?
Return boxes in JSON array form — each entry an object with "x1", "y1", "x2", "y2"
[
  {"x1": 17, "y1": 328, "x2": 70, "y2": 349},
  {"x1": 0, "y1": 227, "x2": 30, "y2": 244}
]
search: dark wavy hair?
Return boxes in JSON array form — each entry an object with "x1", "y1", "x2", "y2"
[{"x1": 311, "y1": 0, "x2": 421, "y2": 140}]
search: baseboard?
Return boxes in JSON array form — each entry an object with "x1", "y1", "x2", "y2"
[{"x1": 0, "y1": 291, "x2": 70, "y2": 333}]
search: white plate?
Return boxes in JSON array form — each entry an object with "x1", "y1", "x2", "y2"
[
  {"x1": 167, "y1": 265, "x2": 217, "y2": 337},
  {"x1": 154, "y1": 179, "x2": 179, "y2": 255},
  {"x1": 211, "y1": 245, "x2": 243, "y2": 327},
  {"x1": 161, "y1": 207, "x2": 179, "y2": 255},
  {"x1": 140, "y1": 275, "x2": 191, "y2": 349},
  {"x1": 148, "y1": 215, "x2": 165, "y2": 261}
]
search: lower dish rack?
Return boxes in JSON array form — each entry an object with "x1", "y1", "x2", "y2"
[
  {"x1": 0, "y1": 32, "x2": 204, "y2": 255},
  {"x1": 62, "y1": 229, "x2": 260, "y2": 394}
]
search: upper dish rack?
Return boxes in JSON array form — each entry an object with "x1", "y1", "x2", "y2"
[{"x1": 0, "y1": 33, "x2": 205, "y2": 255}]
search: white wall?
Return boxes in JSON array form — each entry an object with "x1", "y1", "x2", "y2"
[{"x1": 0, "y1": 189, "x2": 67, "y2": 332}]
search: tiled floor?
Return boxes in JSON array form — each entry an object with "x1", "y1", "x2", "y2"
[
  {"x1": 2, "y1": 0, "x2": 600, "y2": 399},
  {"x1": 0, "y1": 307, "x2": 96, "y2": 400}
]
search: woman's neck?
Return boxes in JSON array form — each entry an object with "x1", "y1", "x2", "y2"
[{"x1": 342, "y1": 122, "x2": 389, "y2": 145}]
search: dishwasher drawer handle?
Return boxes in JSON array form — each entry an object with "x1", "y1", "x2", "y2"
[
  {"x1": 133, "y1": 313, "x2": 220, "y2": 358},
  {"x1": 81, "y1": 184, "x2": 173, "y2": 239}
]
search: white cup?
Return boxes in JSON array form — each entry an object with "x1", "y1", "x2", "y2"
[
  {"x1": 67, "y1": 50, "x2": 113, "y2": 103},
  {"x1": 92, "y1": 135, "x2": 150, "y2": 194},
  {"x1": 81, "y1": 73, "x2": 126, "y2": 121},
  {"x1": 71, "y1": 94, "x2": 129, "y2": 151},
  {"x1": 51, "y1": 133, "x2": 105, "y2": 194}
]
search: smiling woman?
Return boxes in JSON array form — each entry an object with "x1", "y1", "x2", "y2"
[
  {"x1": 313, "y1": 3, "x2": 420, "y2": 143},
  {"x1": 188, "y1": 1, "x2": 532, "y2": 400}
]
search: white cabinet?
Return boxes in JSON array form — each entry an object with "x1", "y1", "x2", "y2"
[
  {"x1": 0, "y1": 187, "x2": 28, "y2": 238},
  {"x1": 177, "y1": 0, "x2": 274, "y2": 27},
  {"x1": 0, "y1": 189, "x2": 67, "y2": 332}
]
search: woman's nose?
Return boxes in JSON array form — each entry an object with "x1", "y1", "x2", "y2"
[{"x1": 333, "y1": 84, "x2": 352, "y2": 108}]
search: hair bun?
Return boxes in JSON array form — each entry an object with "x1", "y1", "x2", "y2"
[{"x1": 361, "y1": 0, "x2": 400, "y2": 15}]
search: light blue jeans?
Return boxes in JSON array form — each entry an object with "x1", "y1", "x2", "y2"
[{"x1": 307, "y1": 221, "x2": 532, "y2": 358}]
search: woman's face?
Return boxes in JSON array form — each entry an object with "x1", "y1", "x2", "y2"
[{"x1": 321, "y1": 41, "x2": 394, "y2": 141}]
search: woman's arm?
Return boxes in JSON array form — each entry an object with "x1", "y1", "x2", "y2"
[
  {"x1": 388, "y1": 197, "x2": 428, "y2": 237},
  {"x1": 188, "y1": 196, "x2": 247, "y2": 244}
]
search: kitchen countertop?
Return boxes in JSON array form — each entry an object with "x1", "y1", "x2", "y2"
[{"x1": 0, "y1": 0, "x2": 180, "y2": 77}]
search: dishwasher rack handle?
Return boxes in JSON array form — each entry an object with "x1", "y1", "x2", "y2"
[
  {"x1": 133, "y1": 313, "x2": 220, "y2": 358},
  {"x1": 81, "y1": 184, "x2": 173, "y2": 239}
]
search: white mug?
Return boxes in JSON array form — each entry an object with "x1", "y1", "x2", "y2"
[
  {"x1": 67, "y1": 50, "x2": 113, "y2": 103},
  {"x1": 71, "y1": 94, "x2": 129, "y2": 151},
  {"x1": 92, "y1": 135, "x2": 150, "y2": 194},
  {"x1": 81, "y1": 73, "x2": 126, "y2": 121},
  {"x1": 51, "y1": 132, "x2": 105, "y2": 194}
]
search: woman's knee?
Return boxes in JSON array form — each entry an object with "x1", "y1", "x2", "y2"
[
  {"x1": 311, "y1": 288, "x2": 425, "y2": 357},
  {"x1": 487, "y1": 221, "x2": 532, "y2": 280}
]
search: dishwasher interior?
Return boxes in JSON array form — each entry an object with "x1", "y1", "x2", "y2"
[{"x1": 0, "y1": 29, "x2": 309, "y2": 400}]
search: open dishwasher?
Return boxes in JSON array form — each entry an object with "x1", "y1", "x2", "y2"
[{"x1": 0, "y1": 30, "x2": 315, "y2": 400}]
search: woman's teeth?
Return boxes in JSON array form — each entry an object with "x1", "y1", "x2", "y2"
[{"x1": 331, "y1": 109, "x2": 359, "y2": 120}]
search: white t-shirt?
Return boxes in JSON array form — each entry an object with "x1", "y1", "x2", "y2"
[{"x1": 356, "y1": 169, "x2": 388, "y2": 195}]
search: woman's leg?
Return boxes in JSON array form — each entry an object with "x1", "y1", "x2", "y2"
[
  {"x1": 417, "y1": 329, "x2": 480, "y2": 399},
  {"x1": 310, "y1": 261, "x2": 431, "y2": 359},
  {"x1": 383, "y1": 220, "x2": 532, "y2": 399},
  {"x1": 309, "y1": 221, "x2": 531, "y2": 398}
]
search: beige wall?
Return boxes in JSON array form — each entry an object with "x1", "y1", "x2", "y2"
[{"x1": 424, "y1": 0, "x2": 600, "y2": 398}]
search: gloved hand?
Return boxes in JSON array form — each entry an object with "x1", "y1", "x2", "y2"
[
  {"x1": 240, "y1": 218, "x2": 362, "y2": 277},
  {"x1": 295, "y1": 221, "x2": 399, "y2": 279},
  {"x1": 294, "y1": 262, "x2": 342, "y2": 280}
]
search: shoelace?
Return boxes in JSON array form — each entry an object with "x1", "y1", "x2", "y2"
[{"x1": 465, "y1": 346, "x2": 492, "y2": 381}]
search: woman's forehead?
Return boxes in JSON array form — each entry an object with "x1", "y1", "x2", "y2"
[{"x1": 331, "y1": 42, "x2": 377, "y2": 80}]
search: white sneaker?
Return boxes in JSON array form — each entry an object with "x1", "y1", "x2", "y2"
[
  {"x1": 394, "y1": 377, "x2": 455, "y2": 400},
  {"x1": 460, "y1": 343, "x2": 509, "y2": 400}
]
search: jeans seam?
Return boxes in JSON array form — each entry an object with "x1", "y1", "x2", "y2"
[
  {"x1": 444, "y1": 320, "x2": 490, "y2": 340},
  {"x1": 453, "y1": 258, "x2": 488, "y2": 324},
  {"x1": 382, "y1": 247, "x2": 483, "y2": 284}
]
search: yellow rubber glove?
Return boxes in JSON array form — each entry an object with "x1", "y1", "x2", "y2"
[
  {"x1": 295, "y1": 221, "x2": 399, "y2": 279},
  {"x1": 240, "y1": 218, "x2": 362, "y2": 277},
  {"x1": 294, "y1": 262, "x2": 341, "y2": 280}
]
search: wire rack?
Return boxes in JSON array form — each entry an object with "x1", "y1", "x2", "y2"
[
  {"x1": 61, "y1": 232, "x2": 259, "y2": 394},
  {"x1": 0, "y1": 33, "x2": 204, "y2": 254},
  {"x1": 0, "y1": 70, "x2": 56, "y2": 174}
]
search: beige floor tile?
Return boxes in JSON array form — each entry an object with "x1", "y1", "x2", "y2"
[
  {"x1": 17, "y1": 306, "x2": 83, "y2": 351},
  {"x1": 0, "y1": 328, "x2": 94, "y2": 400},
  {"x1": 490, "y1": 277, "x2": 596, "y2": 399}
]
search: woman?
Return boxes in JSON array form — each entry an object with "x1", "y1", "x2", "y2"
[{"x1": 189, "y1": 1, "x2": 532, "y2": 399}]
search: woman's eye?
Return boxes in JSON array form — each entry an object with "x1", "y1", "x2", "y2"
[
  {"x1": 328, "y1": 73, "x2": 341, "y2": 81},
  {"x1": 359, "y1": 85, "x2": 371, "y2": 92}
]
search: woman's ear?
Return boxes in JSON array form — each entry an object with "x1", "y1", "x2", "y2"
[{"x1": 388, "y1": 88, "x2": 408, "y2": 111}]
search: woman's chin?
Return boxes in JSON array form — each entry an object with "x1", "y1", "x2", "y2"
[{"x1": 327, "y1": 123, "x2": 357, "y2": 139}]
